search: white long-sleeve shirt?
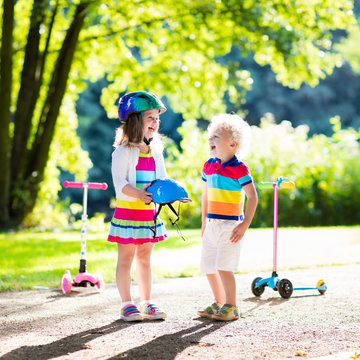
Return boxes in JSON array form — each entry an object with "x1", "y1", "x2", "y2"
[{"x1": 111, "y1": 144, "x2": 167, "y2": 202}]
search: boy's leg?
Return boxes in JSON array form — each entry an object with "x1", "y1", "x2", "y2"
[
  {"x1": 218, "y1": 270, "x2": 236, "y2": 306},
  {"x1": 212, "y1": 270, "x2": 239, "y2": 321},
  {"x1": 206, "y1": 272, "x2": 226, "y2": 305},
  {"x1": 116, "y1": 243, "x2": 136, "y2": 302},
  {"x1": 197, "y1": 272, "x2": 224, "y2": 318}
]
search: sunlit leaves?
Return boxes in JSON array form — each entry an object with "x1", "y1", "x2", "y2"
[{"x1": 335, "y1": 24, "x2": 360, "y2": 74}]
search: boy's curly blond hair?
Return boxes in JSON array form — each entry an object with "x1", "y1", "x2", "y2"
[{"x1": 207, "y1": 113, "x2": 251, "y2": 157}]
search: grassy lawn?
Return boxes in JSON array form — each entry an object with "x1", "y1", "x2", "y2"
[
  {"x1": 0, "y1": 229, "x2": 201, "y2": 291},
  {"x1": 1, "y1": 226, "x2": 359, "y2": 292}
]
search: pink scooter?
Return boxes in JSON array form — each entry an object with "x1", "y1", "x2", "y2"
[{"x1": 61, "y1": 181, "x2": 108, "y2": 295}]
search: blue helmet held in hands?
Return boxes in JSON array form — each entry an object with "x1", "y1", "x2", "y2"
[
  {"x1": 147, "y1": 178, "x2": 191, "y2": 240},
  {"x1": 147, "y1": 178, "x2": 191, "y2": 205}
]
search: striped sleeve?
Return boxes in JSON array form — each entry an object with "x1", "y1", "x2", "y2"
[
  {"x1": 237, "y1": 163, "x2": 253, "y2": 187},
  {"x1": 201, "y1": 162, "x2": 208, "y2": 182}
]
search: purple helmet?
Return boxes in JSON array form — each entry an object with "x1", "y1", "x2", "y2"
[{"x1": 118, "y1": 91, "x2": 167, "y2": 122}]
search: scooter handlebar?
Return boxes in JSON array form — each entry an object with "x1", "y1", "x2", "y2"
[
  {"x1": 259, "y1": 180, "x2": 295, "y2": 189},
  {"x1": 63, "y1": 181, "x2": 108, "y2": 190},
  {"x1": 279, "y1": 181, "x2": 295, "y2": 189}
]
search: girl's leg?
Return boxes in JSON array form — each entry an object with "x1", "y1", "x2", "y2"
[
  {"x1": 135, "y1": 242, "x2": 154, "y2": 301},
  {"x1": 218, "y1": 270, "x2": 236, "y2": 306},
  {"x1": 206, "y1": 272, "x2": 226, "y2": 305},
  {"x1": 116, "y1": 243, "x2": 136, "y2": 302}
]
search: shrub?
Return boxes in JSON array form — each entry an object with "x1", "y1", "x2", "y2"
[{"x1": 165, "y1": 115, "x2": 360, "y2": 227}]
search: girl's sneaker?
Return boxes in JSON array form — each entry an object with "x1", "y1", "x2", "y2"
[
  {"x1": 120, "y1": 304, "x2": 143, "y2": 322},
  {"x1": 140, "y1": 303, "x2": 167, "y2": 320},
  {"x1": 197, "y1": 302, "x2": 221, "y2": 319},
  {"x1": 212, "y1": 303, "x2": 239, "y2": 321}
]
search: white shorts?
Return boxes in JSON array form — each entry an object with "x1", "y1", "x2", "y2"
[{"x1": 200, "y1": 219, "x2": 245, "y2": 274}]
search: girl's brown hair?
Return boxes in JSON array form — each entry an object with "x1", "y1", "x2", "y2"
[{"x1": 114, "y1": 113, "x2": 143, "y2": 147}]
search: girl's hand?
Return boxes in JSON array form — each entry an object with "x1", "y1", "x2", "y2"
[
  {"x1": 138, "y1": 183, "x2": 153, "y2": 204},
  {"x1": 230, "y1": 223, "x2": 247, "y2": 243}
]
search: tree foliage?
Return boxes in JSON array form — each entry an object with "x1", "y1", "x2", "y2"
[
  {"x1": 0, "y1": 0, "x2": 356, "y2": 227},
  {"x1": 335, "y1": 24, "x2": 360, "y2": 74}
]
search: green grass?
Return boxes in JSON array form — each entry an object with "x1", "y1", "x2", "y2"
[
  {"x1": 0, "y1": 229, "x2": 202, "y2": 291},
  {"x1": 2, "y1": 226, "x2": 359, "y2": 292}
]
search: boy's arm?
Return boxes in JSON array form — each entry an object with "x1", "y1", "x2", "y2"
[
  {"x1": 230, "y1": 182, "x2": 258, "y2": 243},
  {"x1": 201, "y1": 182, "x2": 208, "y2": 236}
]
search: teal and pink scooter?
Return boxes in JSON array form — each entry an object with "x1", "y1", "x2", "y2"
[
  {"x1": 251, "y1": 177, "x2": 327, "y2": 299},
  {"x1": 61, "y1": 181, "x2": 108, "y2": 295}
]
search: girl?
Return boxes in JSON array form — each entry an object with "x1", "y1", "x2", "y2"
[{"x1": 108, "y1": 91, "x2": 168, "y2": 321}]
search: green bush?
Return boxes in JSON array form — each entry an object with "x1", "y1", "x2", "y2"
[{"x1": 165, "y1": 115, "x2": 360, "y2": 227}]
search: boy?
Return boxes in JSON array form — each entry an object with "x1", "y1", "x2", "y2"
[{"x1": 198, "y1": 113, "x2": 258, "y2": 321}]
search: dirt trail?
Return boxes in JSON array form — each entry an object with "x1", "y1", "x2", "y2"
[
  {"x1": 1, "y1": 264, "x2": 360, "y2": 360},
  {"x1": 1, "y1": 228, "x2": 360, "y2": 359}
]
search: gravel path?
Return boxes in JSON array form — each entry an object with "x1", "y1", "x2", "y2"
[{"x1": 1, "y1": 264, "x2": 360, "y2": 360}]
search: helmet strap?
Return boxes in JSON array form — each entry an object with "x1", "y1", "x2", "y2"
[
  {"x1": 143, "y1": 137, "x2": 153, "y2": 145},
  {"x1": 150, "y1": 204, "x2": 163, "y2": 239},
  {"x1": 151, "y1": 202, "x2": 186, "y2": 241},
  {"x1": 168, "y1": 203, "x2": 186, "y2": 242}
]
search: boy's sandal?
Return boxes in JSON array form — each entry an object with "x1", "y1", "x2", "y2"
[
  {"x1": 212, "y1": 303, "x2": 239, "y2": 321},
  {"x1": 197, "y1": 302, "x2": 221, "y2": 319}
]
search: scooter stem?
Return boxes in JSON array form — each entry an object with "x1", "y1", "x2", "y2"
[
  {"x1": 79, "y1": 184, "x2": 88, "y2": 271},
  {"x1": 273, "y1": 183, "x2": 278, "y2": 275}
]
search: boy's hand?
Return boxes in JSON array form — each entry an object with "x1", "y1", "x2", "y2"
[{"x1": 230, "y1": 223, "x2": 247, "y2": 243}]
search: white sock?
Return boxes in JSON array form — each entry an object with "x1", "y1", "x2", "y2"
[{"x1": 121, "y1": 301, "x2": 134, "y2": 308}]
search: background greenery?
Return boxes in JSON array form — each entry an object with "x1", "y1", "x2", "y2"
[{"x1": 1, "y1": 0, "x2": 359, "y2": 229}]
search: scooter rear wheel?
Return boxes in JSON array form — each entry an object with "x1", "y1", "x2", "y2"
[
  {"x1": 278, "y1": 278, "x2": 293, "y2": 299},
  {"x1": 251, "y1": 277, "x2": 265, "y2": 296},
  {"x1": 94, "y1": 272, "x2": 105, "y2": 292}
]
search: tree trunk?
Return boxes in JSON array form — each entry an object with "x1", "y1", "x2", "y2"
[
  {"x1": 11, "y1": 0, "x2": 48, "y2": 189},
  {"x1": 8, "y1": 2, "x2": 90, "y2": 226},
  {"x1": 0, "y1": 0, "x2": 15, "y2": 227}
]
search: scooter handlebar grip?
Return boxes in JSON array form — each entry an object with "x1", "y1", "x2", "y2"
[
  {"x1": 63, "y1": 181, "x2": 108, "y2": 190},
  {"x1": 63, "y1": 181, "x2": 84, "y2": 188},
  {"x1": 87, "y1": 182, "x2": 108, "y2": 190},
  {"x1": 279, "y1": 181, "x2": 295, "y2": 189}
]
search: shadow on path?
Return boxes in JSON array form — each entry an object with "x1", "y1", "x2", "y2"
[
  {"x1": 0, "y1": 320, "x2": 126, "y2": 360},
  {"x1": 0, "y1": 319, "x2": 227, "y2": 360},
  {"x1": 108, "y1": 319, "x2": 228, "y2": 359}
]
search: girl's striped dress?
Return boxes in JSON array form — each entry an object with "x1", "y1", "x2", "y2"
[{"x1": 108, "y1": 151, "x2": 167, "y2": 245}]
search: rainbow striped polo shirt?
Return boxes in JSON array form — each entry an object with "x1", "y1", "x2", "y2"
[{"x1": 202, "y1": 156, "x2": 253, "y2": 221}]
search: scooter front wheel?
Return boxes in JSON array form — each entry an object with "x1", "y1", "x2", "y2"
[
  {"x1": 251, "y1": 277, "x2": 265, "y2": 296},
  {"x1": 61, "y1": 271, "x2": 72, "y2": 295},
  {"x1": 316, "y1": 279, "x2": 327, "y2": 295},
  {"x1": 278, "y1": 278, "x2": 293, "y2": 299}
]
